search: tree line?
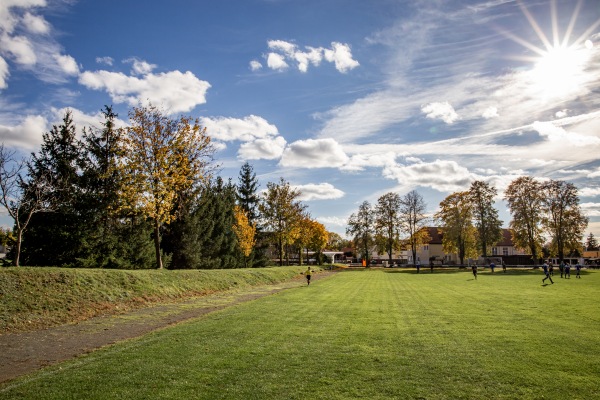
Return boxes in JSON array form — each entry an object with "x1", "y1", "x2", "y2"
[
  {"x1": 0, "y1": 105, "x2": 331, "y2": 269},
  {"x1": 346, "y1": 179, "x2": 589, "y2": 265}
]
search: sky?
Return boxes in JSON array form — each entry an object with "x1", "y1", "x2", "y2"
[{"x1": 1, "y1": 0, "x2": 600, "y2": 241}]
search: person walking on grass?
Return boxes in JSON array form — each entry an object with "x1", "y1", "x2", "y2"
[
  {"x1": 305, "y1": 266, "x2": 313, "y2": 285},
  {"x1": 472, "y1": 265, "x2": 478, "y2": 280},
  {"x1": 576, "y1": 262, "x2": 582, "y2": 279},
  {"x1": 549, "y1": 262, "x2": 554, "y2": 276},
  {"x1": 542, "y1": 261, "x2": 554, "y2": 285},
  {"x1": 490, "y1": 261, "x2": 495, "y2": 273},
  {"x1": 502, "y1": 260, "x2": 506, "y2": 273},
  {"x1": 565, "y1": 262, "x2": 571, "y2": 279},
  {"x1": 559, "y1": 260, "x2": 565, "y2": 278}
]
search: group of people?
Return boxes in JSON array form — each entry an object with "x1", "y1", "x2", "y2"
[{"x1": 542, "y1": 260, "x2": 582, "y2": 284}]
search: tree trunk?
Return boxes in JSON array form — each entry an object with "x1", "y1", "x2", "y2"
[
  {"x1": 154, "y1": 219, "x2": 162, "y2": 269},
  {"x1": 14, "y1": 229, "x2": 23, "y2": 267}
]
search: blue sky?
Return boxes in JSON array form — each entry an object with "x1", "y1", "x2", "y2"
[{"x1": 1, "y1": 0, "x2": 600, "y2": 240}]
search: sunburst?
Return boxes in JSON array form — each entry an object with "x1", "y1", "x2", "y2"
[{"x1": 502, "y1": 0, "x2": 600, "y2": 100}]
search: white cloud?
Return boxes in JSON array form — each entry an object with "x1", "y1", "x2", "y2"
[
  {"x1": 0, "y1": 34, "x2": 37, "y2": 65},
  {"x1": 249, "y1": 60, "x2": 262, "y2": 71},
  {"x1": 267, "y1": 52, "x2": 288, "y2": 70},
  {"x1": 294, "y1": 183, "x2": 345, "y2": 201},
  {"x1": 323, "y1": 42, "x2": 359, "y2": 73},
  {"x1": 125, "y1": 58, "x2": 156, "y2": 75},
  {"x1": 262, "y1": 40, "x2": 358, "y2": 73},
  {"x1": 53, "y1": 54, "x2": 79, "y2": 75},
  {"x1": 482, "y1": 106, "x2": 498, "y2": 119},
  {"x1": 279, "y1": 138, "x2": 349, "y2": 168},
  {"x1": 581, "y1": 202, "x2": 600, "y2": 217},
  {"x1": 78, "y1": 69, "x2": 211, "y2": 114},
  {"x1": 532, "y1": 121, "x2": 600, "y2": 147},
  {"x1": 0, "y1": 114, "x2": 47, "y2": 150},
  {"x1": 317, "y1": 215, "x2": 348, "y2": 228},
  {"x1": 421, "y1": 102, "x2": 459, "y2": 124},
  {"x1": 238, "y1": 136, "x2": 287, "y2": 160},
  {"x1": 22, "y1": 12, "x2": 49, "y2": 34},
  {"x1": 383, "y1": 159, "x2": 473, "y2": 192},
  {"x1": 96, "y1": 56, "x2": 113, "y2": 66},
  {"x1": 201, "y1": 115, "x2": 278, "y2": 142},
  {"x1": 0, "y1": 56, "x2": 8, "y2": 88},
  {"x1": 579, "y1": 187, "x2": 600, "y2": 197},
  {"x1": 588, "y1": 168, "x2": 600, "y2": 178},
  {"x1": 555, "y1": 109, "x2": 569, "y2": 118}
]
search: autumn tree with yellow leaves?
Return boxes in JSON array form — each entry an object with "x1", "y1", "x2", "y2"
[
  {"x1": 119, "y1": 104, "x2": 214, "y2": 269},
  {"x1": 233, "y1": 205, "x2": 256, "y2": 268}
]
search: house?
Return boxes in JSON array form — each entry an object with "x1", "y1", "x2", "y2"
[{"x1": 412, "y1": 227, "x2": 526, "y2": 265}]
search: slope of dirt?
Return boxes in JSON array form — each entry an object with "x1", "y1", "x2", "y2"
[{"x1": 0, "y1": 272, "x2": 334, "y2": 384}]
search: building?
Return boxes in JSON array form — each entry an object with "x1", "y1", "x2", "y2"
[{"x1": 412, "y1": 227, "x2": 526, "y2": 265}]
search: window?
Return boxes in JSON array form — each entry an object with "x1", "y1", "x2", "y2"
[
  {"x1": 492, "y1": 247, "x2": 498, "y2": 255},
  {"x1": 503, "y1": 247, "x2": 508, "y2": 256}
]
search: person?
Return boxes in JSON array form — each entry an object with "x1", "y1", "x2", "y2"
[
  {"x1": 542, "y1": 261, "x2": 554, "y2": 284},
  {"x1": 575, "y1": 262, "x2": 582, "y2": 279},
  {"x1": 502, "y1": 260, "x2": 506, "y2": 273},
  {"x1": 490, "y1": 262, "x2": 495, "y2": 273},
  {"x1": 416, "y1": 260, "x2": 420, "y2": 274},
  {"x1": 472, "y1": 264, "x2": 478, "y2": 280},
  {"x1": 564, "y1": 262, "x2": 571, "y2": 279},
  {"x1": 548, "y1": 262, "x2": 554, "y2": 276},
  {"x1": 304, "y1": 266, "x2": 313, "y2": 285},
  {"x1": 559, "y1": 260, "x2": 565, "y2": 278},
  {"x1": 430, "y1": 260, "x2": 434, "y2": 273}
]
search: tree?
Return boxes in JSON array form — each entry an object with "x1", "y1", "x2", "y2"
[
  {"x1": 541, "y1": 180, "x2": 588, "y2": 261},
  {"x1": 0, "y1": 145, "x2": 52, "y2": 266},
  {"x1": 435, "y1": 191, "x2": 477, "y2": 265},
  {"x1": 399, "y1": 190, "x2": 429, "y2": 265},
  {"x1": 468, "y1": 181, "x2": 503, "y2": 257},
  {"x1": 119, "y1": 104, "x2": 214, "y2": 269},
  {"x1": 236, "y1": 162, "x2": 268, "y2": 267},
  {"x1": 504, "y1": 176, "x2": 545, "y2": 264},
  {"x1": 585, "y1": 232, "x2": 599, "y2": 251},
  {"x1": 346, "y1": 201, "x2": 375, "y2": 265},
  {"x1": 78, "y1": 106, "x2": 127, "y2": 267},
  {"x1": 259, "y1": 178, "x2": 306, "y2": 266},
  {"x1": 374, "y1": 192, "x2": 401, "y2": 264},
  {"x1": 233, "y1": 205, "x2": 256, "y2": 268},
  {"x1": 307, "y1": 220, "x2": 328, "y2": 265},
  {"x1": 21, "y1": 110, "x2": 83, "y2": 266},
  {"x1": 236, "y1": 162, "x2": 260, "y2": 224}
]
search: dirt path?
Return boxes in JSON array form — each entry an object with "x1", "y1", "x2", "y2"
[{"x1": 0, "y1": 271, "x2": 334, "y2": 384}]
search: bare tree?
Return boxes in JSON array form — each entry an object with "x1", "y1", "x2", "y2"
[
  {"x1": 0, "y1": 145, "x2": 52, "y2": 266},
  {"x1": 399, "y1": 190, "x2": 429, "y2": 265}
]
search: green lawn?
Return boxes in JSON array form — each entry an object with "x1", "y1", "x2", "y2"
[{"x1": 2, "y1": 268, "x2": 599, "y2": 399}]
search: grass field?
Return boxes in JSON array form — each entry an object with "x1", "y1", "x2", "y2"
[{"x1": 1, "y1": 268, "x2": 599, "y2": 399}]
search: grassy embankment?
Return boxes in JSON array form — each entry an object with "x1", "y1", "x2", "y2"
[
  {"x1": 1, "y1": 268, "x2": 599, "y2": 399},
  {"x1": 0, "y1": 266, "x2": 320, "y2": 333}
]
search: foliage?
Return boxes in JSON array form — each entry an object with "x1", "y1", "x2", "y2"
[
  {"x1": 585, "y1": 232, "x2": 599, "y2": 251},
  {"x1": 468, "y1": 180, "x2": 503, "y2": 257},
  {"x1": 233, "y1": 205, "x2": 256, "y2": 267},
  {"x1": 436, "y1": 191, "x2": 478, "y2": 264},
  {"x1": 541, "y1": 179, "x2": 588, "y2": 260},
  {"x1": 21, "y1": 111, "x2": 83, "y2": 266},
  {"x1": 504, "y1": 176, "x2": 545, "y2": 263},
  {"x1": 346, "y1": 201, "x2": 375, "y2": 264},
  {"x1": 119, "y1": 104, "x2": 214, "y2": 269},
  {"x1": 374, "y1": 192, "x2": 401, "y2": 262},
  {"x1": 399, "y1": 190, "x2": 429, "y2": 264},
  {"x1": 259, "y1": 178, "x2": 306, "y2": 266}
]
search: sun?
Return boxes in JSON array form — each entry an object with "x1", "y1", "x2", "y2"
[
  {"x1": 502, "y1": 1, "x2": 600, "y2": 100},
  {"x1": 530, "y1": 43, "x2": 590, "y2": 98}
]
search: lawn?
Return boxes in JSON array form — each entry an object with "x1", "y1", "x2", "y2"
[{"x1": 1, "y1": 268, "x2": 599, "y2": 399}]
